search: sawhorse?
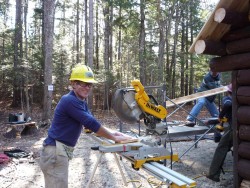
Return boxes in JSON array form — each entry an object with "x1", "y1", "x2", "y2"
[{"x1": 86, "y1": 139, "x2": 128, "y2": 188}]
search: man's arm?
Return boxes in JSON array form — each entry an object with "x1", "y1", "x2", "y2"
[
  {"x1": 96, "y1": 126, "x2": 133, "y2": 143},
  {"x1": 219, "y1": 98, "x2": 232, "y2": 118}
]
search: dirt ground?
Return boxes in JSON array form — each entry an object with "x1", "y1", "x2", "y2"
[{"x1": 0, "y1": 107, "x2": 233, "y2": 188}]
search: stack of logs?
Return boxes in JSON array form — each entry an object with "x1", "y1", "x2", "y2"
[
  {"x1": 235, "y1": 70, "x2": 250, "y2": 183},
  {"x1": 192, "y1": 6, "x2": 250, "y2": 187},
  {"x1": 193, "y1": 7, "x2": 250, "y2": 72}
]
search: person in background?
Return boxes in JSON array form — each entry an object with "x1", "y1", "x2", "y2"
[
  {"x1": 206, "y1": 83, "x2": 233, "y2": 182},
  {"x1": 185, "y1": 69, "x2": 221, "y2": 127},
  {"x1": 39, "y1": 64, "x2": 133, "y2": 188}
]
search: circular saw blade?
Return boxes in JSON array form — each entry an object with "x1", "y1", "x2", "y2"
[{"x1": 112, "y1": 89, "x2": 143, "y2": 124}]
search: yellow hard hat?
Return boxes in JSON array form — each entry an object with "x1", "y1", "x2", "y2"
[{"x1": 69, "y1": 64, "x2": 98, "y2": 83}]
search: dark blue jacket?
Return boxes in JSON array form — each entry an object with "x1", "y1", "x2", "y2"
[
  {"x1": 197, "y1": 72, "x2": 221, "y2": 102},
  {"x1": 44, "y1": 90, "x2": 101, "y2": 147},
  {"x1": 219, "y1": 95, "x2": 232, "y2": 124}
]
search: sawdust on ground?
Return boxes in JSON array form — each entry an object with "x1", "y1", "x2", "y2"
[{"x1": 0, "y1": 107, "x2": 233, "y2": 188}]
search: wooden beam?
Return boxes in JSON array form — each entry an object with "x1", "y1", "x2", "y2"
[
  {"x1": 238, "y1": 159, "x2": 250, "y2": 181},
  {"x1": 237, "y1": 69, "x2": 250, "y2": 85},
  {"x1": 227, "y1": 38, "x2": 250, "y2": 54},
  {"x1": 237, "y1": 86, "x2": 250, "y2": 105},
  {"x1": 239, "y1": 125, "x2": 250, "y2": 142},
  {"x1": 165, "y1": 86, "x2": 227, "y2": 108},
  {"x1": 209, "y1": 52, "x2": 250, "y2": 72},
  {"x1": 222, "y1": 26, "x2": 250, "y2": 42},
  {"x1": 194, "y1": 40, "x2": 227, "y2": 56},
  {"x1": 214, "y1": 8, "x2": 250, "y2": 27},
  {"x1": 238, "y1": 142, "x2": 250, "y2": 160},
  {"x1": 237, "y1": 106, "x2": 250, "y2": 124}
]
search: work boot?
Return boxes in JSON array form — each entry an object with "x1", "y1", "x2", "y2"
[{"x1": 184, "y1": 120, "x2": 195, "y2": 127}]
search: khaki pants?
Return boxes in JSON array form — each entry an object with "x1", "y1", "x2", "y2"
[{"x1": 39, "y1": 145, "x2": 70, "y2": 188}]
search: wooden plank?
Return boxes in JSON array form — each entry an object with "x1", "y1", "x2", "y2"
[
  {"x1": 118, "y1": 138, "x2": 139, "y2": 144},
  {"x1": 165, "y1": 86, "x2": 227, "y2": 108}
]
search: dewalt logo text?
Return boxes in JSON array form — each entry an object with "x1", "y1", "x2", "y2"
[{"x1": 146, "y1": 103, "x2": 161, "y2": 113}]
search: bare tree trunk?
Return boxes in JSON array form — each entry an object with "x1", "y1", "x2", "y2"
[
  {"x1": 117, "y1": 6, "x2": 122, "y2": 83},
  {"x1": 109, "y1": 3, "x2": 113, "y2": 70},
  {"x1": 88, "y1": 0, "x2": 94, "y2": 109},
  {"x1": 1, "y1": 0, "x2": 9, "y2": 97},
  {"x1": 42, "y1": 0, "x2": 55, "y2": 122},
  {"x1": 85, "y1": 0, "x2": 89, "y2": 64},
  {"x1": 12, "y1": 0, "x2": 23, "y2": 107},
  {"x1": 157, "y1": 0, "x2": 165, "y2": 86},
  {"x1": 103, "y1": 1, "x2": 110, "y2": 110},
  {"x1": 171, "y1": 5, "x2": 180, "y2": 99},
  {"x1": 189, "y1": 1, "x2": 194, "y2": 95},
  {"x1": 95, "y1": 1, "x2": 99, "y2": 69},
  {"x1": 165, "y1": 2, "x2": 175, "y2": 98},
  {"x1": 180, "y1": 9, "x2": 185, "y2": 97},
  {"x1": 185, "y1": 15, "x2": 189, "y2": 96},
  {"x1": 24, "y1": 0, "x2": 31, "y2": 116},
  {"x1": 76, "y1": 0, "x2": 80, "y2": 64},
  {"x1": 139, "y1": 0, "x2": 146, "y2": 85}
]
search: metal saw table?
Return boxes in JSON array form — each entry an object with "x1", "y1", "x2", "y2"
[
  {"x1": 166, "y1": 124, "x2": 214, "y2": 138},
  {"x1": 86, "y1": 133, "x2": 197, "y2": 188}
]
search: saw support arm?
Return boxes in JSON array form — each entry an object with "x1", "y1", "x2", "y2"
[{"x1": 131, "y1": 80, "x2": 167, "y2": 119}]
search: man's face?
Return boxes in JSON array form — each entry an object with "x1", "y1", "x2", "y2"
[
  {"x1": 211, "y1": 71, "x2": 218, "y2": 77},
  {"x1": 73, "y1": 81, "x2": 93, "y2": 100}
]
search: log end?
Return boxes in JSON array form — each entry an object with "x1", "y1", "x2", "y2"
[
  {"x1": 194, "y1": 40, "x2": 205, "y2": 54},
  {"x1": 214, "y1": 8, "x2": 226, "y2": 23}
]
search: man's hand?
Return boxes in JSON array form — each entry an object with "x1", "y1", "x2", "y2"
[
  {"x1": 112, "y1": 132, "x2": 136, "y2": 143},
  {"x1": 96, "y1": 126, "x2": 137, "y2": 143}
]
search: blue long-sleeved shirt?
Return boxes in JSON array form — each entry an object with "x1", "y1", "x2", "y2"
[
  {"x1": 219, "y1": 95, "x2": 232, "y2": 124},
  {"x1": 43, "y1": 90, "x2": 101, "y2": 147}
]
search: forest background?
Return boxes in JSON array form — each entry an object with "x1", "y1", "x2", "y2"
[{"x1": 0, "y1": 0, "x2": 231, "y2": 124}]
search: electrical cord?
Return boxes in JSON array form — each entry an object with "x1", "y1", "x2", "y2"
[
  {"x1": 126, "y1": 179, "x2": 142, "y2": 188},
  {"x1": 147, "y1": 176, "x2": 167, "y2": 188}
]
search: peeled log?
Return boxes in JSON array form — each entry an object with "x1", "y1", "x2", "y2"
[
  {"x1": 194, "y1": 40, "x2": 226, "y2": 56},
  {"x1": 214, "y1": 8, "x2": 250, "y2": 27},
  {"x1": 227, "y1": 38, "x2": 250, "y2": 54},
  {"x1": 222, "y1": 26, "x2": 250, "y2": 42},
  {"x1": 237, "y1": 86, "x2": 250, "y2": 105},
  {"x1": 238, "y1": 159, "x2": 250, "y2": 181},
  {"x1": 237, "y1": 69, "x2": 250, "y2": 85},
  {"x1": 237, "y1": 106, "x2": 250, "y2": 125},
  {"x1": 209, "y1": 52, "x2": 250, "y2": 72},
  {"x1": 239, "y1": 142, "x2": 250, "y2": 160},
  {"x1": 239, "y1": 125, "x2": 250, "y2": 142}
]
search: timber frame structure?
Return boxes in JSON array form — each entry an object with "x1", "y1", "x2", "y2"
[{"x1": 189, "y1": 0, "x2": 250, "y2": 187}]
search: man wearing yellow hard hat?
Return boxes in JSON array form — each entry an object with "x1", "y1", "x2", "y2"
[{"x1": 39, "y1": 64, "x2": 132, "y2": 188}]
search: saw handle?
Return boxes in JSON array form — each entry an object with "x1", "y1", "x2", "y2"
[{"x1": 148, "y1": 95, "x2": 158, "y2": 105}]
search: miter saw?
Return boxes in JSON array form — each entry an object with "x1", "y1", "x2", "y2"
[
  {"x1": 88, "y1": 80, "x2": 197, "y2": 187},
  {"x1": 112, "y1": 79, "x2": 168, "y2": 135}
]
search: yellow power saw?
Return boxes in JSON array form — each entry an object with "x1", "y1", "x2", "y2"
[{"x1": 112, "y1": 80, "x2": 168, "y2": 133}]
